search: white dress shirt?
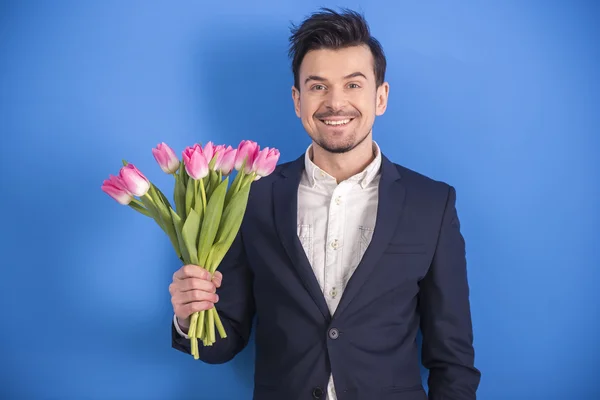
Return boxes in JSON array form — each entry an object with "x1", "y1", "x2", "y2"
[{"x1": 175, "y1": 141, "x2": 382, "y2": 399}]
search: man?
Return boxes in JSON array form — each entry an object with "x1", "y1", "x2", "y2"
[{"x1": 170, "y1": 8, "x2": 481, "y2": 400}]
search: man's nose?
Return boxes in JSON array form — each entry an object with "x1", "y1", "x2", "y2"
[{"x1": 324, "y1": 86, "x2": 347, "y2": 110}]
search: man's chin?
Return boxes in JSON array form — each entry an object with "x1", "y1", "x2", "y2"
[{"x1": 316, "y1": 140, "x2": 355, "y2": 154}]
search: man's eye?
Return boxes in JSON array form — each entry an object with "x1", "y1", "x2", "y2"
[
  {"x1": 312, "y1": 84, "x2": 326, "y2": 90},
  {"x1": 348, "y1": 83, "x2": 360, "y2": 89}
]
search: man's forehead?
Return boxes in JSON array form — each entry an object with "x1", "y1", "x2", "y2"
[{"x1": 299, "y1": 46, "x2": 375, "y2": 80}]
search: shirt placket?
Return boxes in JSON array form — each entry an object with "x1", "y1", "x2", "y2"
[{"x1": 324, "y1": 180, "x2": 350, "y2": 314}]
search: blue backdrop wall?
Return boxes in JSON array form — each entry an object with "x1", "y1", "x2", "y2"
[{"x1": 1, "y1": 1, "x2": 598, "y2": 399}]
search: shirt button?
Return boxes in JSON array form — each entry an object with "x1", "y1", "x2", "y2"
[
  {"x1": 328, "y1": 328, "x2": 339, "y2": 340},
  {"x1": 329, "y1": 288, "x2": 337, "y2": 298},
  {"x1": 320, "y1": 171, "x2": 326, "y2": 177},
  {"x1": 335, "y1": 196, "x2": 341, "y2": 205},
  {"x1": 330, "y1": 239, "x2": 339, "y2": 249}
]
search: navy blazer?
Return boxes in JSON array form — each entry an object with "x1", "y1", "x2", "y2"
[{"x1": 172, "y1": 152, "x2": 481, "y2": 399}]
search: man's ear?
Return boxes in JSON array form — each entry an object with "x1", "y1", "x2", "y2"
[
  {"x1": 291, "y1": 85, "x2": 301, "y2": 118},
  {"x1": 375, "y1": 82, "x2": 390, "y2": 116}
]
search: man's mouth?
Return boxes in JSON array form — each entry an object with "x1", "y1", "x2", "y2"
[{"x1": 319, "y1": 118, "x2": 354, "y2": 126}]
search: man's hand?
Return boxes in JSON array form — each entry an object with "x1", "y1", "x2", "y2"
[{"x1": 169, "y1": 264, "x2": 223, "y2": 332}]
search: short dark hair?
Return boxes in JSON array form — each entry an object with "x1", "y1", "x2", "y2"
[{"x1": 288, "y1": 7, "x2": 387, "y2": 90}]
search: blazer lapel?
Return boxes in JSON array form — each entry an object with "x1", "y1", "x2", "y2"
[
  {"x1": 272, "y1": 155, "x2": 331, "y2": 321},
  {"x1": 333, "y1": 154, "x2": 406, "y2": 319}
]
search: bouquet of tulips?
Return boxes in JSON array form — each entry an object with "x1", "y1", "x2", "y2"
[{"x1": 101, "y1": 140, "x2": 280, "y2": 359}]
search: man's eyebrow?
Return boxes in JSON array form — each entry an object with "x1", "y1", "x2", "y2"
[
  {"x1": 343, "y1": 72, "x2": 367, "y2": 80},
  {"x1": 304, "y1": 72, "x2": 368, "y2": 85},
  {"x1": 305, "y1": 75, "x2": 326, "y2": 85}
]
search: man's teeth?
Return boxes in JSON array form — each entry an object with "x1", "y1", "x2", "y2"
[{"x1": 323, "y1": 119, "x2": 352, "y2": 126}]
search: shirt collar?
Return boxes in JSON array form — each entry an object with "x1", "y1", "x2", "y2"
[{"x1": 303, "y1": 140, "x2": 382, "y2": 189}]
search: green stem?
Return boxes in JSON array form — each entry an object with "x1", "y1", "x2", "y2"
[
  {"x1": 197, "y1": 309, "x2": 206, "y2": 342},
  {"x1": 192, "y1": 338, "x2": 199, "y2": 360},
  {"x1": 208, "y1": 305, "x2": 215, "y2": 344},
  {"x1": 213, "y1": 308, "x2": 227, "y2": 339},
  {"x1": 188, "y1": 312, "x2": 198, "y2": 338},
  {"x1": 200, "y1": 178, "x2": 207, "y2": 211}
]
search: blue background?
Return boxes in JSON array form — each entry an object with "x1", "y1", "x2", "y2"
[{"x1": 1, "y1": 1, "x2": 598, "y2": 399}]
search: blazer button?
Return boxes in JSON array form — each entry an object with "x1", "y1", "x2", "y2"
[
  {"x1": 312, "y1": 387, "x2": 324, "y2": 399},
  {"x1": 328, "y1": 328, "x2": 339, "y2": 339}
]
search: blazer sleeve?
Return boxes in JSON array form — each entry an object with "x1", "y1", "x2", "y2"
[
  {"x1": 418, "y1": 185, "x2": 481, "y2": 399},
  {"x1": 171, "y1": 228, "x2": 256, "y2": 364}
]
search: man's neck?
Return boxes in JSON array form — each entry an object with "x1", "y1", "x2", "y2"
[{"x1": 311, "y1": 138, "x2": 375, "y2": 183}]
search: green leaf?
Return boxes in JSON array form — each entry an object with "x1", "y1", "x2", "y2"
[
  {"x1": 185, "y1": 177, "x2": 195, "y2": 217},
  {"x1": 127, "y1": 201, "x2": 152, "y2": 218},
  {"x1": 216, "y1": 181, "x2": 250, "y2": 239},
  {"x1": 139, "y1": 194, "x2": 165, "y2": 231},
  {"x1": 224, "y1": 157, "x2": 248, "y2": 208},
  {"x1": 209, "y1": 169, "x2": 220, "y2": 199},
  {"x1": 174, "y1": 173, "x2": 186, "y2": 220},
  {"x1": 180, "y1": 161, "x2": 189, "y2": 187},
  {"x1": 151, "y1": 183, "x2": 173, "y2": 211},
  {"x1": 170, "y1": 208, "x2": 190, "y2": 265},
  {"x1": 142, "y1": 187, "x2": 182, "y2": 259},
  {"x1": 185, "y1": 166, "x2": 192, "y2": 187},
  {"x1": 208, "y1": 154, "x2": 218, "y2": 170},
  {"x1": 197, "y1": 177, "x2": 229, "y2": 268},
  {"x1": 209, "y1": 181, "x2": 250, "y2": 271},
  {"x1": 182, "y1": 209, "x2": 200, "y2": 265},
  {"x1": 149, "y1": 185, "x2": 167, "y2": 217},
  {"x1": 158, "y1": 207, "x2": 182, "y2": 260},
  {"x1": 205, "y1": 155, "x2": 220, "y2": 199},
  {"x1": 202, "y1": 173, "x2": 211, "y2": 198}
]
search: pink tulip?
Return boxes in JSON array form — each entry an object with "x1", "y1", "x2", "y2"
[
  {"x1": 210, "y1": 144, "x2": 226, "y2": 169},
  {"x1": 119, "y1": 164, "x2": 150, "y2": 196},
  {"x1": 182, "y1": 144, "x2": 209, "y2": 180},
  {"x1": 252, "y1": 147, "x2": 280, "y2": 177},
  {"x1": 215, "y1": 146, "x2": 237, "y2": 175},
  {"x1": 152, "y1": 142, "x2": 180, "y2": 174},
  {"x1": 203, "y1": 142, "x2": 216, "y2": 164},
  {"x1": 234, "y1": 140, "x2": 260, "y2": 174},
  {"x1": 102, "y1": 174, "x2": 133, "y2": 205}
]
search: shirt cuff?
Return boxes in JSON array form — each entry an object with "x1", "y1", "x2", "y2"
[{"x1": 173, "y1": 314, "x2": 190, "y2": 339}]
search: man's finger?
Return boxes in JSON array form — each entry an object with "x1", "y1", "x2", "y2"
[
  {"x1": 179, "y1": 278, "x2": 216, "y2": 293},
  {"x1": 173, "y1": 265, "x2": 210, "y2": 281},
  {"x1": 212, "y1": 271, "x2": 223, "y2": 288}
]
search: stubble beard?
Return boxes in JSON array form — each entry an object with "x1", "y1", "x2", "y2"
[{"x1": 314, "y1": 127, "x2": 370, "y2": 154}]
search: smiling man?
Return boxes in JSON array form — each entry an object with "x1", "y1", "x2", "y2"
[{"x1": 170, "y1": 7, "x2": 481, "y2": 400}]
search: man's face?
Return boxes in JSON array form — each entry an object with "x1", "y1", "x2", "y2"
[{"x1": 292, "y1": 45, "x2": 389, "y2": 154}]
